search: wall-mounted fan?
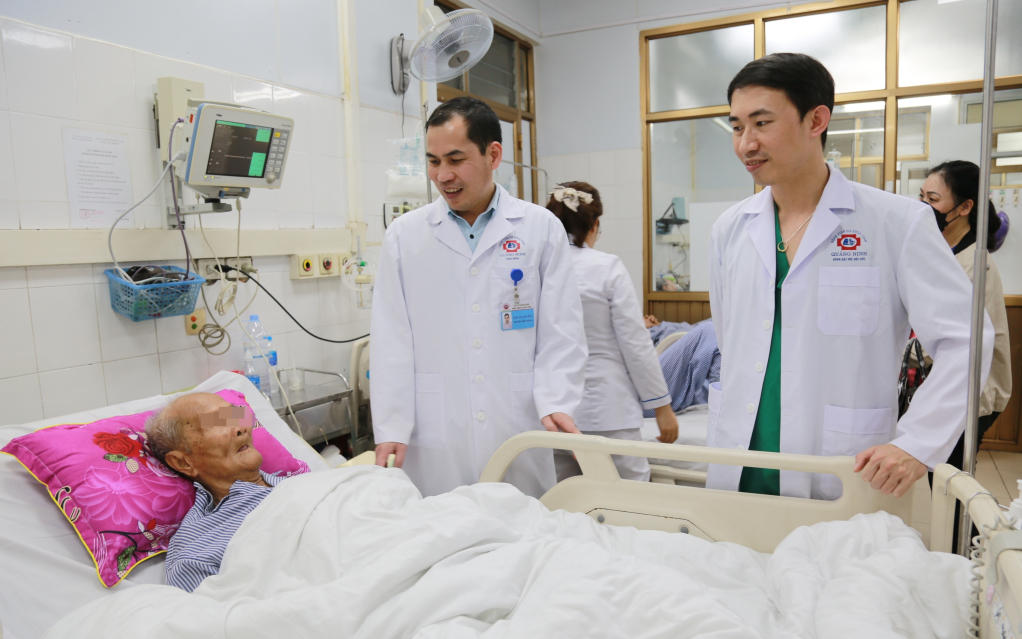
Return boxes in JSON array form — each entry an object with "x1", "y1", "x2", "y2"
[{"x1": 391, "y1": 6, "x2": 494, "y2": 93}]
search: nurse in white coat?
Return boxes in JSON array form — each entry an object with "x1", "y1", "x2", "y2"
[
  {"x1": 710, "y1": 53, "x2": 993, "y2": 500},
  {"x1": 370, "y1": 97, "x2": 588, "y2": 498},
  {"x1": 546, "y1": 182, "x2": 679, "y2": 482}
]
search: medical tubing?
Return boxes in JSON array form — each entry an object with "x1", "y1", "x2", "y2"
[
  {"x1": 167, "y1": 118, "x2": 192, "y2": 280},
  {"x1": 107, "y1": 152, "x2": 184, "y2": 281},
  {"x1": 968, "y1": 512, "x2": 1019, "y2": 637},
  {"x1": 222, "y1": 267, "x2": 370, "y2": 344}
]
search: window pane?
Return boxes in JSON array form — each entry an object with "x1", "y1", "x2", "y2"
[
  {"x1": 829, "y1": 102, "x2": 885, "y2": 187},
  {"x1": 495, "y1": 119, "x2": 518, "y2": 196},
  {"x1": 469, "y1": 32, "x2": 517, "y2": 107},
  {"x1": 649, "y1": 118, "x2": 754, "y2": 292},
  {"x1": 649, "y1": 24, "x2": 754, "y2": 112},
  {"x1": 519, "y1": 47, "x2": 531, "y2": 112},
  {"x1": 522, "y1": 119, "x2": 534, "y2": 203},
  {"x1": 899, "y1": 0, "x2": 1022, "y2": 87},
  {"x1": 765, "y1": 6, "x2": 886, "y2": 93}
]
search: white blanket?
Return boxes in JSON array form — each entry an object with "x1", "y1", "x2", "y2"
[{"x1": 46, "y1": 468, "x2": 970, "y2": 639}]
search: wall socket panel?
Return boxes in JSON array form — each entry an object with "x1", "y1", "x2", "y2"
[
  {"x1": 289, "y1": 253, "x2": 345, "y2": 280},
  {"x1": 195, "y1": 257, "x2": 254, "y2": 284}
]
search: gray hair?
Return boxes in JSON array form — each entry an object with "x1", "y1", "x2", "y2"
[{"x1": 144, "y1": 402, "x2": 191, "y2": 469}]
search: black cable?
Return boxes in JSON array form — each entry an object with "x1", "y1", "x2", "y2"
[{"x1": 222, "y1": 266, "x2": 370, "y2": 344}]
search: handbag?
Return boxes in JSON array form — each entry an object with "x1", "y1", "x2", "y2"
[{"x1": 898, "y1": 337, "x2": 929, "y2": 417}]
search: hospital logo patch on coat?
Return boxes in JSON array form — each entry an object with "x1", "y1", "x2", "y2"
[
  {"x1": 829, "y1": 230, "x2": 868, "y2": 262},
  {"x1": 499, "y1": 235, "x2": 526, "y2": 262}
]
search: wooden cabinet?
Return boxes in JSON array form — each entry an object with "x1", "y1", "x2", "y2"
[{"x1": 982, "y1": 298, "x2": 1022, "y2": 452}]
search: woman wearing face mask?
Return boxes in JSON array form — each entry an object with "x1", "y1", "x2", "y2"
[
  {"x1": 547, "y1": 182, "x2": 678, "y2": 482},
  {"x1": 919, "y1": 160, "x2": 1011, "y2": 468}
]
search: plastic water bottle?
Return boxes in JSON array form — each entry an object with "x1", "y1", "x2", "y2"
[
  {"x1": 243, "y1": 353, "x2": 264, "y2": 392},
  {"x1": 243, "y1": 315, "x2": 273, "y2": 396},
  {"x1": 265, "y1": 336, "x2": 279, "y2": 395}
]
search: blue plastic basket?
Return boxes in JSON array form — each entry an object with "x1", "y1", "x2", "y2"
[{"x1": 104, "y1": 266, "x2": 205, "y2": 322}]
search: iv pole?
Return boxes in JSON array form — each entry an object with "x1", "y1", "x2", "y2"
[{"x1": 956, "y1": 0, "x2": 998, "y2": 557}]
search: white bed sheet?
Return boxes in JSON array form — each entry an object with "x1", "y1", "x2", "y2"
[
  {"x1": 639, "y1": 404, "x2": 709, "y2": 471},
  {"x1": 46, "y1": 467, "x2": 970, "y2": 639},
  {"x1": 0, "y1": 371, "x2": 328, "y2": 639}
]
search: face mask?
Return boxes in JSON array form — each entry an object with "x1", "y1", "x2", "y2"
[{"x1": 931, "y1": 202, "x2": 958, "y2": 232}]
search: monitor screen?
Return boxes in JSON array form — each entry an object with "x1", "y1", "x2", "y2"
[{"x1": 205, "y1": 120, "x2": 275, "y2": 178}]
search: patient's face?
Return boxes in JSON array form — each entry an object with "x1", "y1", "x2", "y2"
[{"x1": 175, "y1": 394, "x2": 264, "y2": 484}]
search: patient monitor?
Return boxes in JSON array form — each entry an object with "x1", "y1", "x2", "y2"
[
  {"x1": 183, "y1": 101, "x2": 294, "y2": 199},
  {"x1": 154, "y1": 77, "x2": 294, "y2": 226}
]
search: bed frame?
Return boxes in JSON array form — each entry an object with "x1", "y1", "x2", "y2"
[{"x1": 480, "y1": 431, "x2": 1022, "y2": 638}]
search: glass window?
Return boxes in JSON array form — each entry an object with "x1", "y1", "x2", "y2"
[
  {"x1": 829, "y1": 101, "x2": 885, "y2": 189},
  {"x1": 899, "y1": 0, "x2": 1022, "y2": 87},
  {"x1": 765, "y1": 6, "x2": 887, "y2": 93},
  {"x1": 519, "y1": 46, "x2": 531, "y2": 112},
  {"x1": 469, "y1": 32, "x2": 517, "y2": 107},
  {"x1": 649, "y1": 118, "x2": 754, "y2": 292},
  {"x1": 521, "y1": 119, "x2": 534, "y2": 203},
  {"x1": 495, "y1": 119, "x2": 518, "y2": 196},
  {"x1": 649, "y1": 24, "x2": 754, "y2": 112}
]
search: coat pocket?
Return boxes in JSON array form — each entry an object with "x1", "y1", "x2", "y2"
[
  {"x1": 411, "y1": 373, "x2": 445, "y2": 450},
  {"x1": 819, "y1": 404, "x2": 893, "y2": 499},
  {"x1": 509, "y1": 371, "x2": 538, "y2": 432},
  {"x1": 817, "y1": 267, "x2": 881, "y2": 336}
]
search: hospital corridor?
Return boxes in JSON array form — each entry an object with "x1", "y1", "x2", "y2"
[{"x1": 2, "y1": 0, "x2": 1022, "y2": 637}]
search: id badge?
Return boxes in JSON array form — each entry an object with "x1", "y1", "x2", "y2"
[{"x1": 501, "y1": 307, "x2": 534, "y2": 330}]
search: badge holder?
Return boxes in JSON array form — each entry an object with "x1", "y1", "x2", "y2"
[{"x1": 501, "y1": 268, "x2": 535, "y2": 331}]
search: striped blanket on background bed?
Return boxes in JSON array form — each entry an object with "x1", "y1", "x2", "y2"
[{"x1": 644, "y1": 319, "x2": 720, "y2": 416}]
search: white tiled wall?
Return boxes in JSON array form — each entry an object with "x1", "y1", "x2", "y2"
[
  {"x1": 0, "y1": 19, "x2": 391, "y2": 425},
  {"x1": 539, "y1": 148, "x2": 645, "y2": 296},
  {"x1": 0, "y1": 258, "x2": 372, "y2": 424},
  {"x1": 0, "y1": 19, "x2": 347, "y2": 231}
]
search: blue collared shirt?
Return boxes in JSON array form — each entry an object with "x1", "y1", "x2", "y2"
[
  {"x1": 165, "y1": 470, "x2": 287, "y2": 592},
  {"x1": 447, "y1": 186, "x2": 499, "y2": 253}
]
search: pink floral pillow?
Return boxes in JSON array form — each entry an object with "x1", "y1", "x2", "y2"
[{"x1": 0, "y1": 389, "x2": 309, "y2": 587}]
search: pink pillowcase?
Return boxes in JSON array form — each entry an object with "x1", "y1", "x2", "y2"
[{"x1": 1, "y1": 388, "x2": 309, "y2": 587}]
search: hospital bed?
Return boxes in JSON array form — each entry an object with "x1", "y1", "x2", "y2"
[{"x1": 4, "y1": 370, "x2": 1021, "y2": 638}]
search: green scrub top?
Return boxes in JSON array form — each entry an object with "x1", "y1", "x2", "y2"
[{"x1": 739, "y1": 204, "x2": 788, "y2": 496}]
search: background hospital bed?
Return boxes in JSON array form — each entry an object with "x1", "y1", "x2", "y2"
[{"x1": 481, "y1": 431, "x2": 1022, "y2": 637}]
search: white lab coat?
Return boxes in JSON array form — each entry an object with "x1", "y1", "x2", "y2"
[
  {"x1": 370, "y1": 184, "x2": 588, "y2": 498},
  {"x1": 708, "y1": 167, "x2": 994, "y2": 500},
  {"x1": 570, "y1": 244, "x2": 671, "y2": 432}
]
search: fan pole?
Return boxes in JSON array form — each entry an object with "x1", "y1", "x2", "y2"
[{"x1": 422, "y1": 101, "x2": 433, "y2": 204}]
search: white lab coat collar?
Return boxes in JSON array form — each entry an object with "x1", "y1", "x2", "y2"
[
  {"x1": 427, "y1": 184, "x2": 520, "y2": 263},
  {"x1": 743, "y1": 165, "x2": 855, "y2": 278}
]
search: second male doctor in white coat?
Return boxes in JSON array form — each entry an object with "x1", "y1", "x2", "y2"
[
  {"x1": 710, "y1": 53, "x2": 993, "y2": 500},
  {"x1": 370, "y1": 97, "x2": 587, "y2": 498}
]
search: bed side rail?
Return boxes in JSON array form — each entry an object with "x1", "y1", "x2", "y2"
[
  {"x1": 933, "y1": 464, "x2": 1022, "y2": 638},
  {"x1": 480, "y1": 431, "x2": 930, "y2": 553}
]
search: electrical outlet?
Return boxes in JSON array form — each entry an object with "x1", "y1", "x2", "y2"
[
  {"x1": 290, "y1": 254, "x2": 318, "y2": 279},
  {"x1": 195, "y1": 257, "x2": 254, "y2": 284},
  {"x1": 319, "y1": 254, "x2": 340, "y2": 277},
  {"x1": 185, "y1": 308, "x2": 206, "y2": 335}
]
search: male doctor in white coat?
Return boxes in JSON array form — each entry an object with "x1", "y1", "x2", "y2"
[
  {"x1": 370, "y1": 97, "x2": 588, "y2": 498},
  {"x1": 709, "y1": 53, "x2": 993, "y2": 500}
]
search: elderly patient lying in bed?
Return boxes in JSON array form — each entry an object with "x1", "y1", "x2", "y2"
[{"x1": 145, "y1": 392, "x2": 293, "y2": 592}]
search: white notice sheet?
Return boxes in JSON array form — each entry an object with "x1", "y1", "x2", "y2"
[{"x1": 63, "y1": 128, "x2": 134, "y2": 229}]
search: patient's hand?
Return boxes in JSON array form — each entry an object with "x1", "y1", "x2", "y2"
[
  {"x1": 541, "y1": 412, "x2": 580, "y2": 434},
  {"x1": 853, "y1": 443, "x2": 926, "y2": 497},
  {"x1": 644, "y1": 315, "x2": 660, "y2": 328},
  {"x1": 375, "y1": 442, "x2": 408, "y2": 468},
  {"x1": 654, "y1": 405, "x2": 678, "y2": 444}
]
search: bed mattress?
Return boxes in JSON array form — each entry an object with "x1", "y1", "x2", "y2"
[{"x1": 0, "y1": 371, "x2": 328, "y2": 639}]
